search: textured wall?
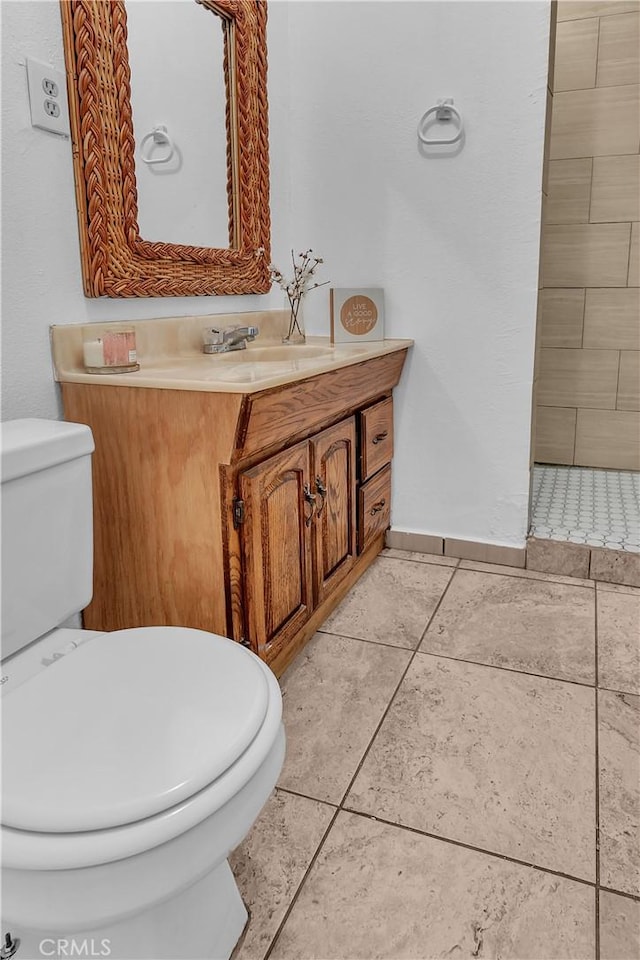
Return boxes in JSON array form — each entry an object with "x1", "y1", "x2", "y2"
[
  {"x1": 2, "y1": 1, "x2": 550, "y2": 548},
  {"x1": 535, "y1": 0, "x2": 640, "y2": 470},
  {"x1": 288, "y1": 1, "x2": 550, "y2": 547},
  {"x1": 0, "y1": 0, "x2": 289, "y2": 420}
]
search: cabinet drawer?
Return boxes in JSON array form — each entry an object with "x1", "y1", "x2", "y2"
[
  {"x1": 360, "y1": 397, "x2": 393, "y2": 481},
  {"x1": 358, "y1": 464, "x2": 391, "y2": 552}
]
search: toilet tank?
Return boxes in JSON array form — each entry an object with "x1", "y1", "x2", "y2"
[{"x1": 1, "y1": 419, "x2": 95, "y2": 660}]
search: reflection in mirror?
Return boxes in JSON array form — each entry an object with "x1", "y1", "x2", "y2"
[{"x1": 126, "y1": 0, "x2": 231, "y2": 249}]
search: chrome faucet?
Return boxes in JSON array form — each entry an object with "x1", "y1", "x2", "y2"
[{"x1": 203, "y1": 325, "x2": 259, "y2": 354}]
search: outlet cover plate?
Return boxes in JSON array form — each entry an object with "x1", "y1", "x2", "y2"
[{"x1": 26, "y1": 58, "x2": 69, "y2": 137}]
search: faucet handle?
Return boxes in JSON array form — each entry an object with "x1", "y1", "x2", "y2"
[{"x1": 203, "y1": 326, "x2": 224, "y2": 345}]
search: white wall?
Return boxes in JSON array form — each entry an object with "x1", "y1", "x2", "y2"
[
  {"x1": 287, "y1": 0, "x2": 549, "y2": 547},
  {"x1": 0, "y1": 0, "x2": 290, "y2": 421},
  {"x1": 1, "y1": 0, "x2": 549, "y2": 548}
]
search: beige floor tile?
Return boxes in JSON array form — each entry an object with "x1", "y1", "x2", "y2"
[
  {"x1": 320, "y1": 556, "x2": 454, "y2": 649},
  {"x1": 269, "y1": 811, "x2": 596, "y2": 960},
  {"x1": 598, "y1": 589, "x2": 640, "y2": 695},
  {"x1": 230, "y1": 790, "x2": 335, "y2": 960},
  {"x1": 420, "y1": 568, "x2": 596, "y2": 684},
  {"x1": 590, "y1": 542, "x2": 640, "y2": 585},
  {"x1": 346, "y1": 656, "x2": 596, "y2": 880},
  {"x1": 599, "y1": 690, "x2": 640, "y2": 896},
  {"x1": 527, "y1": 537, "x2": 592, "y2": 580},
  {"x1": 600, "y1": 891, "x2": 640, "y2": 960},
  {"x1": 381, "y1": 547, "x2": 458, "y2": 566},
  {"x1": 278, "y1": 632, "x2": 411, "y2": 804}
]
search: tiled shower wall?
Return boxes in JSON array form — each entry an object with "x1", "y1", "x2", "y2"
[{"x1": 534, "y1": 0, "x2": 640, "y2": 471}]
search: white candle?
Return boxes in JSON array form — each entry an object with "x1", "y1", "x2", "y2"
[{"x1": 83, "y1": 338, "x2": 104, "y2": 368}]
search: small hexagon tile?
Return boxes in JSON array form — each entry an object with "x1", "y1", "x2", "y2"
[{"x1": 530, "y1": 465, "x2": 640, "y2": 553}]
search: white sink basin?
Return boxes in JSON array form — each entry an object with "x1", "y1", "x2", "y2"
[{"x1": 217, "y1": 345, "x2": 334, "y2": 363}]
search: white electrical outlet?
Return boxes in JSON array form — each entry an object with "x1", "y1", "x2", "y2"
[{"x1": 26, "y1": 58, "x2": 69, "y2": 137}]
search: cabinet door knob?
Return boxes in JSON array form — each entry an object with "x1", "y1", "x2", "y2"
[
  {"x1": 303, "y1": 482, "x2": 317, "y2": 527},
  {"x1": 370, "y1": 498, "x2": 386, "y2": 515},
  {"x1": 372, "y1": 431, "x2": 388, "y2": 445}
]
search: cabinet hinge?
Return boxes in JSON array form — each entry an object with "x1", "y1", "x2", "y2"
[{"x1": 233, "y1": 498, "x2": 245, "y2": 527}]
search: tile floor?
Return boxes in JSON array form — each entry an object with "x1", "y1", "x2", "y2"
[
  {"x1": 230, "y1": 550, "x2": 640, "y2": 960},
  {"x1": 530, "y1": 465, "x2": 640, "y2": 553}
]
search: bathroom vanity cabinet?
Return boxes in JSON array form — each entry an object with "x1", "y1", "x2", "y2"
[{"x1": 60, "y1": 347, "x2": 407, "y2": 675}]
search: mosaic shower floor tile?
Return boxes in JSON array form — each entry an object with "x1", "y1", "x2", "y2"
[{"x1": 531, "y1": 465, "x2": 640, "y2": 553}]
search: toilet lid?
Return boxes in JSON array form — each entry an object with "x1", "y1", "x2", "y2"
[{"x1": 2, "y1": 627, "x2": 270, "y2": 833}]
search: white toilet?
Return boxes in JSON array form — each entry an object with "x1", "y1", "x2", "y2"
[{"x1": 1, "y1": 419, "x2": 285, "y2": 960}]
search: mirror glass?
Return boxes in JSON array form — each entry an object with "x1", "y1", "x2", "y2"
[{"x1": 125, "y1": 0, "x2": 231, "y2": 249}]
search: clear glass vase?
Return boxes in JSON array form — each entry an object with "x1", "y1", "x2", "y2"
[{"x1": 282, "y1": 297, "x2": 306, "y2": 344}]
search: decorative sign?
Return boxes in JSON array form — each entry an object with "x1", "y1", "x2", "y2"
[{"x1": 330, "y1": 288, "x2": 385, "y2": 344}]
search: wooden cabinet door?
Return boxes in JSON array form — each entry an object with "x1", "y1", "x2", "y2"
[
  {"x1": 239, "y1": 439, "x2": 314, "y2": 659},
  {"x1": 311, "y1": 417, "x2": 357, "y2": 605}
]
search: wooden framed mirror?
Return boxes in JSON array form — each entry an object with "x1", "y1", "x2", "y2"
[{"x1": 60, "y1": 0, "x2": 270, "y2": 297}]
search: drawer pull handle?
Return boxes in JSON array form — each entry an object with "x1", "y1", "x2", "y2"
[
  {"x1": 372, "y1": 431, "x2": 388, "y2": 445},
  {"x1": 315, "y1": 477, "x2": 327, "y2": 517},
  {"x1": 303, "y1": 482, "x2": 316, "y2": 527},
  {"x1": 370, "y1": 498, "x2": 386, "y2": 515}
]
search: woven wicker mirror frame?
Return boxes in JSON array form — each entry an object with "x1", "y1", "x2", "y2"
[{"x1": 60, "y1": 0, "x2": 271, "y2": 297}]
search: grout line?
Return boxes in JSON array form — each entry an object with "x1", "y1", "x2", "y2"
[
  {"x1": 599, "y1": 885, "x2": 640, "y2": 904},
  {"x1": 614, "y1": 350, "x2": 622, "y2": 412},
  {"x1": 262, "y1": 804, "x2": 341, "y2": 960},
  {"x1": 340, "y1": 807, "x2": 597, "y2": 890},
  {"x1": 594, "y1": 15, "x2": 602, "y2": 122},
  {"x1": 413, "y1": 647, "x2": 596, "y2": 691},
  {"x1": 275, "y1": 785, "x2": 338, "y2": 808},
  {"x1": 381, "y1": 553, "x2": 460, "y2": 569},
  {"x1": 598, "y1": 682, "x2": 640, "y2": 697},
  {"x1": 269, "y1": 793, "x2": 640, "y2": 906},
  {"x1": 315, "y1": 627, "x2": 417, "y2": 653},
  {"x1": 625, "y1": 220, "x2": 634, "y2": 286},
  {"x1": 623, "y1": 220, "x2": 635, "y2": 290},
  {"x1": 587, "y1": 143, "x2": 595, "y2": 226},
  {"x1": 262, "y1": 538, "x2": 637, "y2": 954},
  {"x1": 458, "y1": 564, "x2": 595, "y2": 589},
  {"x1": 387, "y1": 553, "x2": 596, "y2": 589},
  {"x1": 318, "y1": 622, "x2": 610, "y2": 695},
  {"x1": 595, "y1": 585, "x2": 602, "y2": 960},
  {"x1": 263, "y1": 574, "x2": 460, "y2": 959},
  {"x1": 336, "y1": 571, "x2": 460, "y2": 809}
]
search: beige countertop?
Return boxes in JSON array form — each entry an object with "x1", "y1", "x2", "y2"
[{"x1": 51, "y1": 312, "x2": 413, "y2": 394}]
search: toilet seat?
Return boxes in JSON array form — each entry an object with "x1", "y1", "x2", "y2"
[{"x1": 1, "y1": 626, "x2": 282, "y2": 870}]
